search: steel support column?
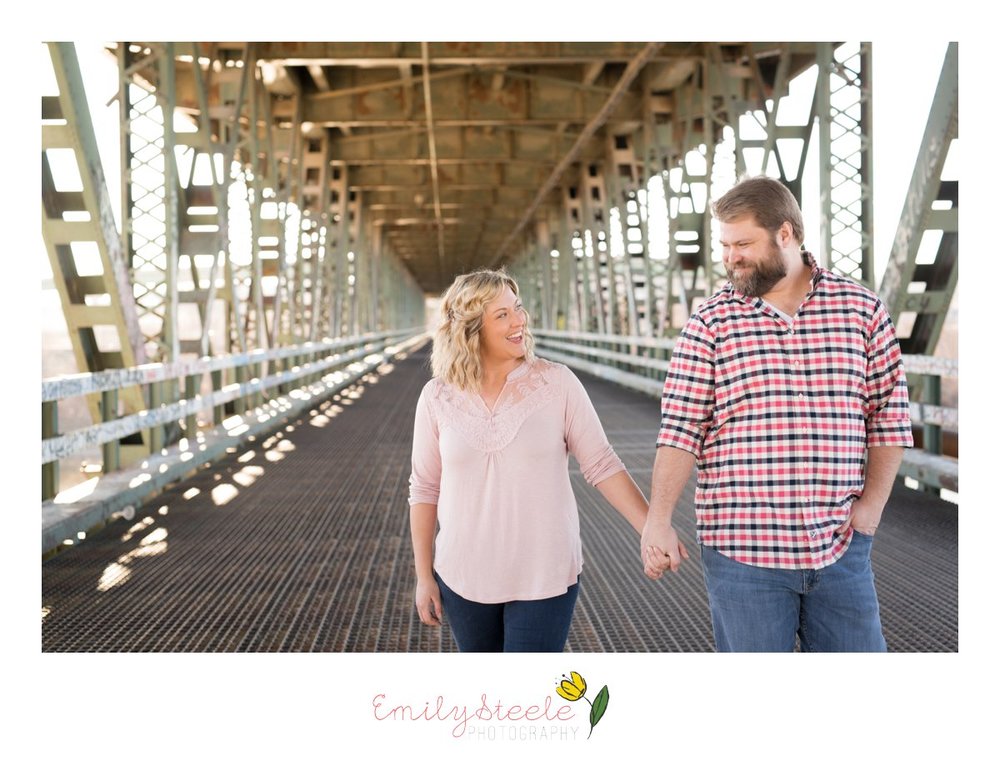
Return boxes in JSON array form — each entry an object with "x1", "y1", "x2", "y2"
[
  {"x1": 178, "y1": 43, "x2": 237, "y2": 358},
  {"x1": 879, "y1": 42, "x2": 958, "y2": 357},
  {"x1": 535, "y1": 218, "x2": 554, "y2": 330},
  {"x1": 816, "y1": 42, "x2": 875, "y2": 286},
  {"x1": 332, "y1": 165, "x2": 351, "y2": 338},
  {"x1": 580, "y1": 164, "x2": 609, "y2": 334},
  {"x1": 119, "y1": 42, "x2": 181, "y2": 362},
  {"x1": 42, "y1": 42, "x2": 149, "y2": 472}
]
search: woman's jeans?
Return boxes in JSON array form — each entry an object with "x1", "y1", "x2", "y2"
[
  {"x1": 435, "y1": 572, "x2": 579, "y2": 652},
  {"x1": 700, "y1": 532, "x2": 887, "y2": 652}
]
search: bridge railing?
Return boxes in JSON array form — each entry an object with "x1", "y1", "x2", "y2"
[
  {"x1": 41, "y1": 328, "x2": 427, "y2": 553},
  {"x1": 533, "y1": 329, "x2": 958, "y2": 497}
]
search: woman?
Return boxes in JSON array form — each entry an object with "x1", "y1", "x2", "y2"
[{"x1": 407, "y1": 268, "x2": 653, "y2": 652}]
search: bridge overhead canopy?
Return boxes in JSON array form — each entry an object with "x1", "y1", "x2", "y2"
[
  {"x1": 42, "y1": 41, "x2": 956, "y2": 510},
  {"x1": 123, "y1": 41, "x2": 820, "y2": 294}
]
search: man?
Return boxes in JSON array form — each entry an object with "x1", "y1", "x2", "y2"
[{"x1": 641, "y1": 176, "x2": 913, "y2": 652}]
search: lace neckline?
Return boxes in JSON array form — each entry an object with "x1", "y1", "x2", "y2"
[
  {"x1": 478, "y1": 359, "x2": 530, "y2": 413},
  {"x1": 429, "y1": 359, "x2": 562, "y2": 452}
]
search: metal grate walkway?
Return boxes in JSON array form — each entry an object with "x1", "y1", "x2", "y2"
[{"x1": 42, "y1": 342, "x2": 958, "y2": 652}]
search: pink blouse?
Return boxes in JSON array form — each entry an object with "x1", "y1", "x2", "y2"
[{"x1": 408, "y1": 357, "x2": 625, "y2": 603}]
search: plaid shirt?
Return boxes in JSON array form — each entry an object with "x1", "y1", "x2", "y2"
[{"x1": 657, "y1": 255, "x2": 913, "y2": 569}]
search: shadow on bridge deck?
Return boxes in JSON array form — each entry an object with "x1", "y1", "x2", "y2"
[{"x1": 41, "y1": 342, "x2": 958, "y2": 652}]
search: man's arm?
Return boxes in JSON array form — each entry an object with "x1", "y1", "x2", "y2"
[
  {"x1": 646, "y1": 313, "x2": 715, "y2": 579},
  {"x1": 836, "y1": 446, "x2": 904, "y2": 536},
  {"x1": 641, "y1": 446, "x2": 696, "y2": 578}
]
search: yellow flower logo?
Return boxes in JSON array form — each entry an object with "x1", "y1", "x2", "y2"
[
  {"x1": 556, "y1": 671, "x2": 587, "y2": 702},
  {"x1": 555, "y1": 671, "x2": 609, "y2": 739}
]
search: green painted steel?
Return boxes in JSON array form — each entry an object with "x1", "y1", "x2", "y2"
[
  {"x1": 41, "y1": 41, "x2": 957, "y2": 514},
  {"x1": 879, "y1": 42, "x2": 958, "y2": 358},
  {"x1": 42, "y1": 43, "x2": 151, "y2": 469}
]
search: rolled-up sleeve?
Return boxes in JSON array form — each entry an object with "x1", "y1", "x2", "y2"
[
  {"x1": 656, "y1": 314, "x2": 716, "y2": 454},
  {"x1": 408, "y1": 384, "x2": 442, "y2": 505},
  {"x1": 562, "y1": 367, "x2": 625, "y2": 486},
  {"x1": 864, "y1": 300, "x2": 914, "y2": 448}
]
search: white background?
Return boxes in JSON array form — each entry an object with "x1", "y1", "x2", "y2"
[{"x1": 6, "y1": 3, "x2": 993, "y2": 759}]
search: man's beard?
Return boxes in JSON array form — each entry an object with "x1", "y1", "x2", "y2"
[{"x1": 725, "y1": 239, "x2": 787, "y2": 298}]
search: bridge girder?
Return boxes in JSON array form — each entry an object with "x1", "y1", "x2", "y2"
[{"x1": 45, "y1": 41, "x2": 954, "y2": 369}]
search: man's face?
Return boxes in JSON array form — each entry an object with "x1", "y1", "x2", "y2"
[{"x1": 720, "y1": 215, "x2": 788, "y2": 298}]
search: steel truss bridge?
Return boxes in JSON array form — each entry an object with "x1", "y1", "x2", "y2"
[{"x1": 40, "y1": 41, "x2": 958, "y2": 653}]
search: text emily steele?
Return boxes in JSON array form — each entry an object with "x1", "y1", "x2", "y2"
[{"x1": 372, "y1": 693, "x2": 575, "y2": 738}]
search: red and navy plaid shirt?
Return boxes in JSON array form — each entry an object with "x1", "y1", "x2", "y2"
[{"x1": 657, "y1": 255, "x2": 913, "y2": 569}]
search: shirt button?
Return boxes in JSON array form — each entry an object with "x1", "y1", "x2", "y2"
[
  {"x1": 798, "y1": 393, "x2": 804, "y2": 398},
  {"x1": 809, "y1": 530, "x2": 818, "y2": 538}
]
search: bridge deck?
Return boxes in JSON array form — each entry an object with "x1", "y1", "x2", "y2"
[{"x1": 41, "y1": 343, "x2": 958, "y2": 652}]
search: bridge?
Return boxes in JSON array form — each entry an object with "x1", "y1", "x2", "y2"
[{"x1": 39, "y1": 41, "x2": 958, "y2": 659}]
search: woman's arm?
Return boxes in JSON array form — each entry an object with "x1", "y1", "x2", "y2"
[
  {"x1": 594, "y1": 470, "x2": 649, "y2": 534},
  {"x1": 408, "y1": 386, "x2": 444, "y2": 627},
  {"x1": 597, "y1": 467, "x2": 689, "y2": 581},
  {"x1": 409, "y1": 502, "x2": 443, "y2": 626}
]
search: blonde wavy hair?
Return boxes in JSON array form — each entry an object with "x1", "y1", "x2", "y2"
[{"x1": 431, "y1": 269, "x2": 536, "y2": 391}]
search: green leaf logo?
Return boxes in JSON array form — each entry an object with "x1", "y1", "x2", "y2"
[{"x1": 588, "y1": 685, "x2": 609, "y2": 738}]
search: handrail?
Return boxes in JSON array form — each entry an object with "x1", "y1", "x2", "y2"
[
  {"x1": 532, "y1": 330, "x2": 958, "y2": 494},
  {"x1": 533, "y1": 328, "x2": 676, "y2": 351},
  {"x1": 41, "y1": 331, "x2": 429, "y2": 553},
  {"x1": 40, "y1": 328, "x2": 425, "y2": 502},
  {"x1": 42, "y1": 344, "x2": 374, "y2": 463},
  {"x1": 41, "y1": 328, "x2": 417, "y2": 402},
  {"x1": 532, "y1": 328, "x2": 957, "y2": 378},
  {"x1": 536, "y1": 337, "x2": 671, "y2": 373}
]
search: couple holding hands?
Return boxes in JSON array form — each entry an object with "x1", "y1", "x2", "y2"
[{"x1": 408, "y1": 176, "x2": 912, "y2": 653}]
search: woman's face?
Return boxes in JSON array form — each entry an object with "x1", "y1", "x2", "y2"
[{"x1": 478, "y1": 286, "x2": 527, "y2": 365}]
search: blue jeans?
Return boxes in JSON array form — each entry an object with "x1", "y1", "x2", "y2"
[
  {"x1": 700, "y1": 532, "x2": 887, "y2": 652},
  {"x1": 435, "y1": 572, "x2": 579, "y2": 652}
]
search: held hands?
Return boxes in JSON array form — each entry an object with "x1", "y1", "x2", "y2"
[
  {"x1": 640, "y1": 520, "x2": 689, "y2": 580},
  {"x1": 415, "y1": 577, "x2": 444, "y2": 627}
]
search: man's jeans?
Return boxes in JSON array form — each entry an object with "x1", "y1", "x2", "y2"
[{"x1": 700, "y1": 532, "x2": 887, "y2": 652}]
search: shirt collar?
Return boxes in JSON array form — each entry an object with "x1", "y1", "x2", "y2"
[{"x1": 803, "y1": 251, "x2": 823, "y2": 290}]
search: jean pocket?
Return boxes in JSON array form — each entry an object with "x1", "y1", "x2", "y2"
[{"x1": 848, "y1": 530, "x2": 874, "y2": 560}]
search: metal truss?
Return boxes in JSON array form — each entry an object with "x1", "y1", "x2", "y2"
[
  {"x1": 107, "y1": 43, "x2": 425, "y2": 364},
  {"x1": 175, "y1": 43, "x2": 235, "y2": 358},
  {"x1": 578, "y1": 164, "x2": 612, "y2": 335},
  {"x1": 510, "y1": 43, "x2": 824, "y2": 338},
  {"x1": 694, "y1": 43, "x2": 818, "y2": 302},
  {"x1": 41, "y1": 43, "x2": 149, "y2": 487},
  {"x1": 816, "y1": 42, "x2": 875, "y2": 286},
  {"x1": 508, "y1": 42, "x2": 881, "y2": 337},
  {"x1": 294, "y1": 130, "x2": 329, "y2": 342},
  {"x1": 325, "y1": 161, "x2": 351, "y2": 339},
  {"x1": 48, "y1": 41, "x2": 948, "y2": 378},
  {"x1": 118, "y1": 42, "x2": 180, "y2": 362},
  {"x1": 510, "y1": 217, "x2": 555, "y2": 331},
  {"x1": 879, "y1": 42, "x2": 958, "y2": 358}
]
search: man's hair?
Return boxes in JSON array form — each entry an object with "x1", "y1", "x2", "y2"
[
  {"x1": 430, "y1": 268, "x2": 535, "y2": 391},
  {"x1": 712, "y1": 175, "x2": 805, "y2": 246}
]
